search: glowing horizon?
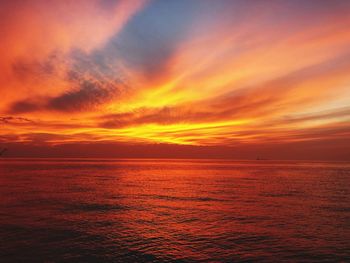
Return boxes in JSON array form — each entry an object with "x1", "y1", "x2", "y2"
[{"x1": 1, "y1": 0, "x2": 350, "y2": 159}]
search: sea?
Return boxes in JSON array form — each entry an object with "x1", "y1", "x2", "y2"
[{"x1": 0, "y1": 158, "x2": 349, "y2": 262}]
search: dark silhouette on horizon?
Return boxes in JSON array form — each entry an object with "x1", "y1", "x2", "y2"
[{"x1": 256, "y1": 156, "x2": 268, "y2": 161}]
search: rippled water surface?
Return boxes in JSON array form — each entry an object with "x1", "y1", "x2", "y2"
[{"x1": 0, "y1": 159, "x2": 349, "y2": 262}]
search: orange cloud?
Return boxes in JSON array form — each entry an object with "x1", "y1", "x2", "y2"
[
  {"x1": 1, "y1": 1, "x2": 350, "y2": 160},
  {"x1": 0, "y1": 0, "x2": 146, "y2": 110}
]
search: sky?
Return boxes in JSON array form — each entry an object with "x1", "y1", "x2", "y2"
[{"x1": 0, "y1": 0, "x2": 350, "y2": 160}]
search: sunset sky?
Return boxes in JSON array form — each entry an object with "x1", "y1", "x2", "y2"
[{"x1": 1, "y1": 0, "x2": 350, "y2": 159}]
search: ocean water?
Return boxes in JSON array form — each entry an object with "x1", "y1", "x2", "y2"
[{"x1": 0, "y1": 158, "x2": 349, "y2": 262}]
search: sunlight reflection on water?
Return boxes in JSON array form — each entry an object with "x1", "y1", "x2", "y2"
[{"x1": 0, "y1": 159, "x2": 349, "y2": 262}]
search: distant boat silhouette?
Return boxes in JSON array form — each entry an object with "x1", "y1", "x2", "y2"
[
  {"x1": 256, "y1": 156, "x2": 268, "y2": 160},
  {"x1": 0, "y1": 148, "x2": 7, "y2": 157}
]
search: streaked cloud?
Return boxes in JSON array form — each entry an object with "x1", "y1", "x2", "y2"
[{"x1": 1, "y1": 0, "x2": 350, "y2": 159}]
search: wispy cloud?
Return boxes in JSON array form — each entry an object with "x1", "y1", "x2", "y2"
[{"x1": 1, "y1": 0, "x2": 350, "y2": 159}]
